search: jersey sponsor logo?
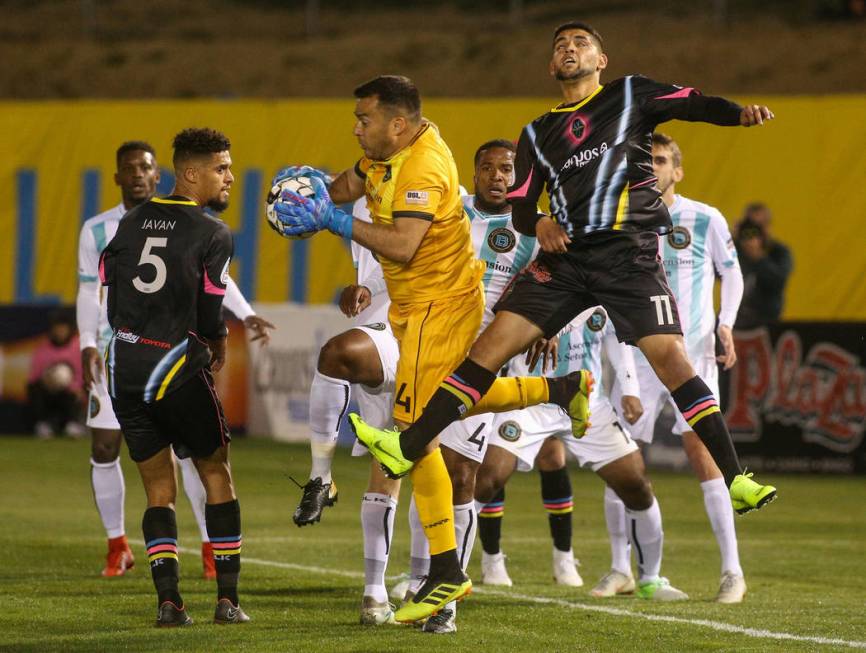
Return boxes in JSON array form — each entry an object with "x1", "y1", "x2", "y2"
[
  {"x1": 525, "y1": 260, "x2": 552, "y2": 284},
  {"x1": 362, "y1": 322, "x2": 387, "y2": 331},
  {"x1": 405, "y1": 190, "x2": 429, "y2": 205},
  {"x1": 487, "y1": 227, "x2": 516, "y2": 253},
  {"x1": 667, "y1": 226, "x2": 691, "y2": 250},
  {"x1": 140, "y1": 219, "x2": 176, "y2": 231},
  {"x1": 587, "y1": 308, "x2": 607, "y2": 332},
  {"x1": 115, "y1": 329, "x2": 172, "y2": 349},
  {"x1": 115, "y1": 329, "x2": 140, "y2": 344},
  {"x1": 561, "y1": 142, "x2": 608, "y2": 174},
  {"x1": 498, "y1": 420, "x2": 522, "y2": 442},
  {"x1": 89, "y1": 395, "x2": 100, "y2": 419}
]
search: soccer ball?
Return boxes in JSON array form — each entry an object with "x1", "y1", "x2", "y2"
[{"x1": 265, "y1": 175, "x2": 318, "y2": 240}]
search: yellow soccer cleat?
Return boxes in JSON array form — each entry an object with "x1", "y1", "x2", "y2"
[
  {"x1": 729, "y1": 472, "x2": 777, "y2": 514},
  {"x1": 349, "y1": 413, "x2": 414, "y2": 479},
  {"x1": 394, "y1": 576, "x2": 472, "y2": 624}
]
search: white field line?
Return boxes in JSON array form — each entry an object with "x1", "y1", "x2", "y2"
[{"x1": 136, "y1": 541, "x2": 866, "y2": 650}]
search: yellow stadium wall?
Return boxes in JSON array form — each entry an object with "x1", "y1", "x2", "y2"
[{"x1": 1, "y1": 96, "x2": 864, "y2": 319}]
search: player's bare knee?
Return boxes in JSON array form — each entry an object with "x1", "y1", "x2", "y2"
[
  {"x1": 91, "y1": 437, "x2": 121, "y2": 463},
  {"x1": 474, "y1": 472, "x2": 504, "y2": 504},
  {"x1": 317, "y1": 337, "x2": 351, "y2": 379}
]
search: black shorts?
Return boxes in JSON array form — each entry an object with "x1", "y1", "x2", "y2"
[
  {"x1": 494, "y1": 230, "x2": 682, "y2": 344},
  {"x1": 111, "y1": 369, "x2": 230, "y2": 463}
]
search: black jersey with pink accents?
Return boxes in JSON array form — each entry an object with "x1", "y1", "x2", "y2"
[
  {"x1": 99, "y1": 196, "x2": 232, "y2": 401},
  {"x1": 507, "y1": 75, "x2": 742, "y2": 238}
]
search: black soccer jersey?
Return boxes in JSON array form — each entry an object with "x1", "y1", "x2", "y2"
[
  {"x1": 99, "y1": 196, "x2": 233, "y2": 401},
  {"x1": 507, "y1": 75, "x2": 742, "y2": 238}
]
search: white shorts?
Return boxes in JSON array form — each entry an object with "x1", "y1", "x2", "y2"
[
  {"x1": 350, "y1": 323, "x2": 399, "y2": 457},
  {"x1": 439, "y1": 413, "x2": 493, "y2": 464},
  {"x1": 628, "y1": 355, "x2": 720, "y2": 443},
  {"x1": 489, "y1": 399, "x2": 638, "y2": 473},
  {"x1": 86, "y1": 373, "x2": 121, "y2": 430}
]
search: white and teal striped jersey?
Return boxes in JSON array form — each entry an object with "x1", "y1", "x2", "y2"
[
  {"x1": 77, "y1": 204, "x2": 125, "y2": 352},
  {"x1": 464, "y1": 195, "x2": 539, "y2": 328},
  {"x1": 351, "y1": 198, "x2": 391, "y2": 326},
  {"x1": 509, "y1": 306, "x2": 639, "y2": 422},
  {"x1": 658, "y1": 194, "x2": 742, "y2": 362}
]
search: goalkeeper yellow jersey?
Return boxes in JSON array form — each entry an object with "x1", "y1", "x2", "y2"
[{"x1": 354, "y1": 122, "x2": 483, "y2": 306}]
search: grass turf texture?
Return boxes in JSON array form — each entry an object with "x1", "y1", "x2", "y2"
[{"x1": 1, "y1": 436, "x2": 864, "y2": 652}]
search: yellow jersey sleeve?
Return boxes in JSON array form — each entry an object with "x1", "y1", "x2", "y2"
[{"x1": 390, "y1": 154, "x2": 445, "y2": 222}]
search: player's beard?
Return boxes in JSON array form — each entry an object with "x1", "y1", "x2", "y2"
[
  {"x1": 554, "y1": 64, "x2": 592, "y2": 82},
  {"x1": 207, "y1": 198, "x2": 230, "y2": 213}
]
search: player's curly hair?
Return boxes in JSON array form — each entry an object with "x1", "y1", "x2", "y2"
[
  {"x1": 474, "y1": 139, "x2": 516, "y2": 167},
  {"x1": 116, "y1": 140, "x2": 155, "y2": 167},
  {"x1": 172, "y1": 127, "x2": 231, "y2": 166}
]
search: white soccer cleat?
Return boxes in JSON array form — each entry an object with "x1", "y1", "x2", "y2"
[
  {"x1": 552, "y1": 548, "x2": 584, "y2": 587},
  {"x1": 636, "y1": 577, "x2": 689, "y2": 601},
  {"x1": 481, "y1": 551, "x2": 513, "y2": 587},
  {"x1": 390, "y1": 572, "x2": 411, "y2": 602},
  {"x1": 421, "y1": 608, "x2": 457, "y2": 634},
  {"x1": 590, "y1": 569, "x2": 636, "y2": 597},
  {"x1": 359, "y1": 596, "x2": 397, "y2": 626},
  {"x1": 716, "y1": 571, "x2": 747, "y2": 603}
]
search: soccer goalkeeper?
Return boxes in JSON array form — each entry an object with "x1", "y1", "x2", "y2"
[{"x1": 272, "y1": 75, "x2": 591, "y2": 623}]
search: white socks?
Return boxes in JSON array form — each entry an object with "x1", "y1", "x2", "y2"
[
  {"x1": 440, "y1": 501, "x2": 478, "y2": 616},
  {"x1": 408, "y1": 495, "x2": 430, "y2": 580},
  {"x1": 603, "y1": 485, "x2": 631, "y2": 575},
  {"x1": 90, "y1": 458, "x2": 125, "y2": 538},
  {"x1": 701, "y1": 477, "x2": 743, "y2": 576},
  {"x1": 361, "y1": 492, "x2": 398, "y2": 603},
  {"x1": 178, "y1": 456, "x2": 209, "y2": 542},
  {"x1": 626, "y1": 497, "x2": 664, "y2": 582},
  {"x1": 309, "y1": 371, "x2": 351, "y2": 483}
]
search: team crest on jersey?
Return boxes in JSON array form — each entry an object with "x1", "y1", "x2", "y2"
[
  {"x1": 668, "y1": 226, "x2": 691, "y2": 250},
  {"x1": 498, "y1": 420, "x2": 522, "y2": 442},
  {"x1": 567, "y1": 114, "x2": 591, "y2": 146},
  {"x1": 89, "y1": 395, "x2": 100, "y2": 419},
  {"x1": 487, "y1": 227, "x2": 516, "y2": 253},
  {"x1": 363, "y1": 322, "x2": 387, "y2": 331},
  {"x1": 587, "y1": 308, "x2": 607, "y2": 332}
]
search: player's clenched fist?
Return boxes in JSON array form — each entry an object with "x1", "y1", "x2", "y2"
[{"x1": 739, "y1": 104, "x2": 774, "y2": 127}]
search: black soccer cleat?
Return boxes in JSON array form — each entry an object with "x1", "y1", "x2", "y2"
[
  {"x1": 156, "y1": 601, "x2": 193, "y2": 628},
  {"x1": 213, "y1": 598, "x2": 251, "y2": 624},
  {"x1": 292, "y1": 477, "x2": 338, "y2": 526}
]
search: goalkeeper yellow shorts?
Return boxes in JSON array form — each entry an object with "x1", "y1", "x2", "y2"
[{"x1": 388, "y1": 283, "x2": 484, "y2": 425}]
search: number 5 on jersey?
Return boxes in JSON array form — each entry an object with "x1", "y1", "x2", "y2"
[{"x1": 133, "y1": 237, "x2": 168, "y2": 294}]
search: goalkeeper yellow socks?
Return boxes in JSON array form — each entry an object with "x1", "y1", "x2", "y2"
[
  {"x1": 466, "y1": 376, "x2": 548, "y2": 416},
  {"x1": 410, "y1": 449, "x2": 456, "y2": 556}
]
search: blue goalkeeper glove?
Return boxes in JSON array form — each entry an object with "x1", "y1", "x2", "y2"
[
  {"x1": 273, "y1": 177, "x2": 353, "y2": 239},
  {"x1": 271, "y1": 165, "x2": 330, "y2": 188}
]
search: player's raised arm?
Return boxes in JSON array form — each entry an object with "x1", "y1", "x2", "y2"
[{"x1": 637, "y1": 76, "x2": 773, "y2": 127}]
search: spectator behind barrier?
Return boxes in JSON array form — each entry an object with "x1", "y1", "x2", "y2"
[
  {"x1": 27, "y1": 308, "x2": 85, "y2": 438},
  {"x1": 733, "y1": 202, "x2": 793, "y2": 329}
]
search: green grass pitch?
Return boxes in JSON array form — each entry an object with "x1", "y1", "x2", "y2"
[{"x1": 1, "y1": 436, "x2": 864, "y2": 652}]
